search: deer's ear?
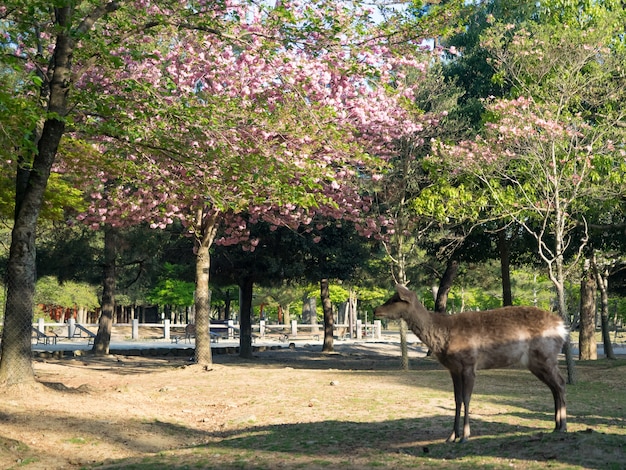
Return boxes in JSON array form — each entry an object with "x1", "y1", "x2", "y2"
[{"x1": 396, "y1": 284, "x2": 414, "y2": 302}]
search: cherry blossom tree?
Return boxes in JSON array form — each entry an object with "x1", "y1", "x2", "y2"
[
  {"x1": 63, "y1": 1, "x2": 433, "y2": 364},
  {"x1": 1, "y1": 0, "x2": 439, "y2": 379}
]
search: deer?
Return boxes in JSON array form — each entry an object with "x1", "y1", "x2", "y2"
[
  {"x1": 185, "y1": 323, "x2": 196, "y2": 343},
  {"x1": 374, "y1": 284, "x2": 567, "y2": 443}
]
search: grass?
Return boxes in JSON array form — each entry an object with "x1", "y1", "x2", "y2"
[{"x1": 87, "y1": 357, "x2": 626, "y2": 470}]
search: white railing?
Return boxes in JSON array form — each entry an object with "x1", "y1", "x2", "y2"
[{"x1": 32, "y1": 317, "x2": 383, "y2": 341}]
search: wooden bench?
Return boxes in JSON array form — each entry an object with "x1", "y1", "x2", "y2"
[
  {"x1": 72, "y1": 324, "x2": 96, "y2": 345},
  {"x1": 171, "y1": 330, "x2": 221, "y2": 344},
  {"x1": 32, "y1": 327, "x2": 58, "y2": 345}
]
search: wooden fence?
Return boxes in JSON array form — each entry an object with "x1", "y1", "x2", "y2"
[{"x1": 32, "y1": 318, "x2": 383, "y2": 342}]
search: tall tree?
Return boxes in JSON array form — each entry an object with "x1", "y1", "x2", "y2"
[
  {"x1": 434, "y1": 8, "x2": 626, "y2": 383},
  {"x1": 0, "y1": 0, "x2": 121, "y2": 386},
  {"x1": 72, "y1": 1, "x2": 432, "y2": 366},
  {"x1": 591, "y1": 251, "x2": 620, "y2": 360},
  {"x1": 211, "y1": 222, "x2": 310, "y2": 358},
  {"x1": 585, "y1": 219, "x2": 626, "y2": 360},
  {"x1": 92, "y1": 225, "x2": 117, "y2": 355},
  {"x1": 300, "y1": 221, "x2": 372, "y2": 353},
  {"x1": 1, "y1": 0, "x2": 449, "y2": 381},
  {"x1": 579, "y1": 256, "x2": 597, "y2": 360},
  {"x1": 371, "y1": 59, "x2": 470, "y2": 368}
]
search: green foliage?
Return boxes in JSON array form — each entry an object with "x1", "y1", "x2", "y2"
[
  {"x1": 147, "y1": 279, "x2": 194, "y2": 307},
  {"x1": 412, "y1": 180, "x2": 489, "y2": 223},
  {"x1": 538, "y1": 0, "x2": 626, "y2": 29},
  {"x1": 34, "y1": 276, "x2": 99, "y2": 310},
  {"x1": 327, "y1": 284, "x2": 350, "y2": 304},
  {"x1": 0, "y1": 143, "x2": 89, "y2": 223},
  {"x1": 611, "y1": 297, "x2": 626, "y2": 325},
  {"x1": 509, "y1": 269, "x2": 554, "y2": 311},
  {"x1": 280, "y1": 282, "x2": 390, "y2": 321},
  {"x1": 41, "y1": 173, "x2": 90, "y2": 221},
  {"x1": 0, "y1": 68, "x2": 40, "y2": 218},
  {"x1": 147, "y1": 263, "x2": 195, "y2": 307},
  {"x1": 256, "y1": 284, "x2": 322, "y2": 322},
  {"x1": 409, "y1": 261, "x2": 555, "y2": 313},
  {"x1": 0, "y1": 20, "x2": 91, "y2": 222},
  {"x1": 430, "y1": 6, "x2": 626, "y2": 339},
  {"x1": 353, "y1": 285, "x2": 393, "y2": 313}
]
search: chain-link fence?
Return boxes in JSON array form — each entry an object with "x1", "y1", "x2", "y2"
[
  {"x1": 0, "y1": 271, "x2": 41, "y2": 384},
  {"x1": 0, "y1": 281, "x2": 5, "y2": 324}
]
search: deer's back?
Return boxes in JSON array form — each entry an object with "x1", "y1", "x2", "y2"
[{"x1": 433, "y1": 306, "x2": 566, "y2": 371}]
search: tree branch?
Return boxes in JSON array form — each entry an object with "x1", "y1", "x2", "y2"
[{"x1": 75, "y1": 1, "x2": 121, "y2": 36}]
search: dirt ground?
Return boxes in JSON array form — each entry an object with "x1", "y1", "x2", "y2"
[
  {"x1": 0, "y1": 342, "x2": 424, "y2": 469},
  {"x1": 0, "y1": 341, "x2": 624, "y2": 470}
]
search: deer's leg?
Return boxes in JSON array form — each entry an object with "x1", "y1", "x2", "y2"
[
  {"x1": 446, "y1": 372, "x2": 463, "y2": 443},
  {"x1": 460, "y1": 367, "x2": 476, "y2": 443},
  {"x1": 529, "y1": 359, "x2": 567, "y2": 432}
]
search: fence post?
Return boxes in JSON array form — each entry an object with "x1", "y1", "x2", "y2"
[
  {"x1": 374, "y1": 320, "x2": 382, "y2": 339},
  {"x1": 68, "y1": 317, "x2": 76, "y2": 338},
  {"x1": 291, "y1": 319, "x2": 297, "y2": 337},
  {"x1": 260, "y1": 320, "x2": 266, "y2": 338},
  {"x1": 356, "y1": 319, "x2": 362, "y2": 340},
  {"x1": 163, "y1": 319, "x2": 170, "y2": 340},
  {"x1": 228, "y1": 319, "x2": 234, "y2": 339},
  {"x1": 37, "y1": 317, "x2": 45, "y2": 333},
  {"x1": 132, "y1": 318, "x2": 139, "y2": 340}
]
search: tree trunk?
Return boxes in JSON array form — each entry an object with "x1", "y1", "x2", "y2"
[
  {"x1": 497, "y1": 230, "x2": 513, "y2": 306},
  {"x1": 194, "y1": 209, "x2": 219, "y2": 367},
  {"x1": 0, "y1": 3, "x2": 119, "y2": 387},
  {"x1": 592, "y1": 255, "x2": 616, "y2": 359},
  {"x1": 92, "y1": 226, "x2": 117, "y2": 355},
  {"x1": 579, "y1": 259, "x2": 597, "y2": 360},
  {"x1": 0, "y1": 28, "x2": 71, "y2": 386},
  {"x1": 395, "y1": 252, "x2": 409, "y2": 370},
  {"x1": 0, "y1": 223, "x2": 38, "y2": 385},
  {"x1": 398, "y1": 319, "x2": 409, "y2": 370},
  {"x1": 321, "y1": 278, "x2": 334, "y2": 353},
  {"x1": 224, "y1": 291, "x2": 232, "y2": 320},
  {"x1": 435, "y1": 259, "x2": 459, "y2": 313},
  {"x1": 239, "y1": 277, "x2": 254, "y2": 359},
  {"x1": 598, "y1": 275, "x2": 616, "y2": 360},
  {"x1": 554, "y1": 264, "x2": 576, "y2": 384}
]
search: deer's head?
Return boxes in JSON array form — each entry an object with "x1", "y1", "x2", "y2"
[{"x1": 374, "y1": 285, "x2": 416, "y2": 320}]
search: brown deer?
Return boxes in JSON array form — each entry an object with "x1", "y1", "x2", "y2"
[
  {"x1": 374, "y1": 284, "x2": 567, "y2": 443},
  {"x1": 185, "y1": 323, "x2": 196, "y2": 342}
]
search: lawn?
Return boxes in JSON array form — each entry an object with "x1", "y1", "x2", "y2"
[{"x1": 0, "y1": 342, "x2": 623, "y2": 469}]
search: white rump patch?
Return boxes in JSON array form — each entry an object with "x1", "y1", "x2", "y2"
[{"x1": 542, "y1": 323, "x2": 567, "y2": 341}]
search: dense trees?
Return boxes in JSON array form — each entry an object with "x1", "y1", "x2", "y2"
[
  {"x1": 2, "y1": 0, "x2": 626, "y2": 387},
  {"x1": 1, "y1": 0, "x2": 433, "y2": 379},
  {"x1": 70, "y1": 0, "x2": 430, "y2": 365},
  {"x1": 432, "y1": 1, "x2": 626, "y2": 382}
]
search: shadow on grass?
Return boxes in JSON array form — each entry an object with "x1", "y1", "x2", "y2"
[
  {"x1": 91, "y1": 416, "x2": 625, "y2": 470},
  {"x1": 213, "y1": 343, "x2": 435, "y2": 371},
  {"x1": 35, "y1": 354, "x2": 191, "y2": 376},
  {"x1": 27, "y1": 345, "x2": 626, "y2": 469}
]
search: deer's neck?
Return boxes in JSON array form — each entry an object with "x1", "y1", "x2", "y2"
[{"x1": 403, "y1": 307, "x2": 449, "y2": 353}]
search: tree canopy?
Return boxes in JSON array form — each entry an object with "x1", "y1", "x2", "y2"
[{"x1": 2, "y1": 0, "x2": 626, "y2": 385}]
